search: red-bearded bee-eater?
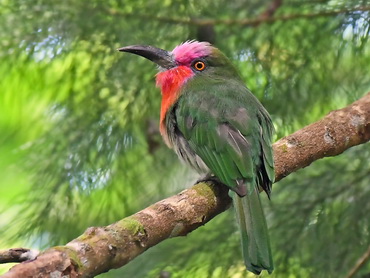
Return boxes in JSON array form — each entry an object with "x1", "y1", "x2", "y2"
[{"x1": 118, "y1": 41, "x2": 274, "y2": 275}]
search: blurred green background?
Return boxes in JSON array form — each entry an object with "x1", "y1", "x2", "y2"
[{"x1": 1, "y1": 0, "x2": 370, "y2": 277}]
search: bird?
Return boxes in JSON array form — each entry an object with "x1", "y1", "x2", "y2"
[{"x1": 118, "y1": 41, "x2": 274, "y2": 275}]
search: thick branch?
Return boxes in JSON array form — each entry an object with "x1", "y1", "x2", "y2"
[
  {"x1": 274, "y1": 92, "x2": 370, "y2": 181},
  {"x1": 2, "y1": 93, "x2": 370, "y2": 278}
]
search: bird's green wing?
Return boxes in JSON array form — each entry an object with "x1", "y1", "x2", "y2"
[{"x1": 175, "y1": 85, "x2": 274, "y2": 196}]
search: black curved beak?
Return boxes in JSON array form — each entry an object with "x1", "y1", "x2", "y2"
[{"x1": 118, "y1": 45, "x2": 175, "y2": 69}]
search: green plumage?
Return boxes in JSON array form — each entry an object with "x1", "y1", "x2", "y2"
[{"x1": 170, "y1": 56, "x2": 275, "y2": 274}]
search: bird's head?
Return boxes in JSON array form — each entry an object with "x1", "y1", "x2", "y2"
[
  {"x1": 118, "y1": 41, "x2": 240, "y2": 94},
  {"x1": 119, "y1": 41, "x2": 241, "y2": 133}
]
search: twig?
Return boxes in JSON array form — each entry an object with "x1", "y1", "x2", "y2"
[
  {"x1": 107, "y1": 6, "x2": 370, "y2": 27},
  {"x1": 344, "y1": 245, "x2": 370, "y2": 278},
  {"x1": 259, "y1": 0, "x2": 284, "y2": 22},
  {"x1": 0, "y1": 248, "x2": 39, "y2": 264}
]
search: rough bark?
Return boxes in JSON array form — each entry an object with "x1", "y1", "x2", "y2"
[
  {"x1": 1, "y1": 92, "x2": 370, "y2": 278},
  {"x1": 273, "y1": 92, "x2": 370, "y2": 181}
]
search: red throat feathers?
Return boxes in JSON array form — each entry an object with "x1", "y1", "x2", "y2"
[{"x1": 156, "y1": 66, "x2": 194, "y2": 145}]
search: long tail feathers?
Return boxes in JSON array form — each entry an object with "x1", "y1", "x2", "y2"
[{"x1": 232, "y1": 189, "x2": 273, "y2": 275}]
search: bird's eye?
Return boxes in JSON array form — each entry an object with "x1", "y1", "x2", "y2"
[{"x1": 193, "y1": 61, "x2": 206, "y2": 71}]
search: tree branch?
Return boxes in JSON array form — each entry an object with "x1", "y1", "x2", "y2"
[
  {"x1": 274, "y1": 93, "x2": 370, "y2": 181},
  {"x1": 0, "y1": 249, "x2": 38, "y2": 264},
  {"x1": 107, "y1": 6, "x2": 370, "y2": 27},
  {"x1": 2, "y1": 93, "x2": 370, "y2": 278},
  {"x1": 344, "y1": 245, "x2": 370, "y2": 278}
]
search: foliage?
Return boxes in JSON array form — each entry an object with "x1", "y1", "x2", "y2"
[{"x1": 1, "y1": 0, "x2": 370, "y2": 277}]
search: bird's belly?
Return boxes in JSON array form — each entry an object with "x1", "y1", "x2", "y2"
[{"x1": 172, "y1": 134, "x2": 210, "y2": 174}]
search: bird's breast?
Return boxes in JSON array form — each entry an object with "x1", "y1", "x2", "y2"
[{"x1": 163, "y1": 105, "x2": 210, "y2": 174}]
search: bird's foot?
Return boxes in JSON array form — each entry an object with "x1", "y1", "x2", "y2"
[{"x1": 195, "y1": 174, "x2": 223, "y2": 186}]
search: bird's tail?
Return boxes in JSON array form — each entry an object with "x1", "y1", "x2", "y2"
[{"x1": 231, "y1": 188, "x2": 273, "y2": 275}]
